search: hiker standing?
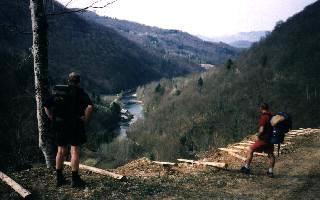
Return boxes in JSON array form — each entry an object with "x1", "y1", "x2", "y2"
[
  {"x1": 44, "y1": 72, "x2": 93, "y2": 187},
  {"x1": 240, "y1": 103, "x2": 275, "y2": 177}
]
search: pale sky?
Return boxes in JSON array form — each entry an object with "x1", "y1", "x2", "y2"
[{"x1": 57, "y1": 0, "x2": 317, "y2": 37}]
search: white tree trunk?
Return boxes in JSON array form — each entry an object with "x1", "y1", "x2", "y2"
[{"x1": 29, "y1": 0, "x2": 55, "y2": 168}]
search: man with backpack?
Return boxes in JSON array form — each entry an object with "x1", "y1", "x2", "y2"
[
  {"x1": 44, "y1": 72, "x2": 93, "y2": 187},
  {"x1": 240, "y1": 103, "x2": 275, "y2": 177}
]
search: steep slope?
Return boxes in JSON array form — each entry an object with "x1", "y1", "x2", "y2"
[
  {"x1": 126, "y1": 1, "x2": 320, "y2": 161},
  {"x1": 236, "y1": 0, "x2": 320, "y2": 123},
  {"x1": 78, "y1": 11, "x2": 241, "y2": 66},
  {"x1": 1, "y1": 129, "x2": 319, "y2": 199},
  {"x1": 0, "y1": 0, "x2": 201, "y2": 93}
]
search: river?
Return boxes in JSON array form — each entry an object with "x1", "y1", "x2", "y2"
[{"x1": 115, "y1": 93, "x2": 144, "y2": 140}]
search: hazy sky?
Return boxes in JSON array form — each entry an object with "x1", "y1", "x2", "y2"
[{"x1": 57, "y1": 0, "x2": 317, "y2": 37}]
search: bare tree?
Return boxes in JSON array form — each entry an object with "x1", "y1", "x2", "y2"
[{"x1": 29, "y1": 0, "x2": 55, "y2": 168}]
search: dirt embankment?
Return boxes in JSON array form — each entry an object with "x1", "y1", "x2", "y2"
[{"x1": 1, "y1": 129, "x2": 320, "y2": 199}]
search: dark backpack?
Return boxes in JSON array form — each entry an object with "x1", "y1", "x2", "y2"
[
  {"x1": 269, "y1": 112, "x2": 292, "y2": 156},
  {"x1": 52, "y1": 85, "x2": 79, "y2": 125}
]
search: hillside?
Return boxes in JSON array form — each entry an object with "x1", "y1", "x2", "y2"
[
  {"x1": 1, "y1": 128, "x2": 319, "y2": 199},
  {"x1": 0, "y1": 0, "x2": 202, "y2": 94},
  {"x1": 0, "y1": 0, "x2": 206, "y2": 171},
  {"x1": 125, "y1": 1, "x2": 320, "y2": 162},
  {"x1": 78, "y1": 11, "x2": 241, "y2": 66},
  {"x1": 236, "y1": 0, "x2": 320, "y2": 123}
]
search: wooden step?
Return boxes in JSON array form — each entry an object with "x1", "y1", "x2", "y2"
[
  {"x1": 177, "y1": 159, "x2": 227, "y2": 169},
  {"x1": 64, "y1": 162, "x2": 125, "y2": 180}
]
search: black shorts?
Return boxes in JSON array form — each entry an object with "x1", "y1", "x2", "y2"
[{"x1": 53, "y1": 119, "x2": 86, "y2": 146}]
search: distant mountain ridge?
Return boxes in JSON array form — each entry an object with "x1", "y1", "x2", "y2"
[
  {"x1": 199, "y1": 31, "x2": 270, "y2": 48},
  {"x1": 77, "y1": 11, "x2": 241, "y2": 66}
]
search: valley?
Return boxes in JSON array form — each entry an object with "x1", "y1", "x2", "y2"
[{"x1": 0, "y1": 0, "x2": 320, "y2": 199}]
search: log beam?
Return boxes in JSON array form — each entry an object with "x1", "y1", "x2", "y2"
[
  {"x1": 0, "y1": 171, "x2": 31, "y2": 199},
  {"x1": 177, "y1": 159, "x2": 227, "y2": 169},
  {"x1": 237, "y1": 142, "x2": 252, "y2": 146},
  {"x1": 152, "y1": 161, "x2": 177, "y2": 166},
  {"x1": 64, "y1": 162, "x2": 125, "y2": 180},
  {"x1": 232, "y1": 145, "x2": 248, "y2": 150},
  {"x1": 218, "y1": 148, "x2": 242, "y2": 153}
]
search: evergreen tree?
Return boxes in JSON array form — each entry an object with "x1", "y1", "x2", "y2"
[{"x1": 226, "y1": 59, "x2": 233, "y2": 70}]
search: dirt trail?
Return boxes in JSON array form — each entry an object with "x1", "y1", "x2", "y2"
[
  {"x1": 217, "y1": 129, "x2": 320, "y2": 200},
  {"x1": 1, "y1": 129, "x2": 319, "y2": 199}
]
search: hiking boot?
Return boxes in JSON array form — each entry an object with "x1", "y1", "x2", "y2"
[
  {"x1": 56, "y1": 176, "x2": 69, "y2": 187},
  {"x1": 71, "y1": 174, "x2": 86, "y2": 188},
  {"x1": 56, "y1": 169, "x2": 69, "y2": 187},
  {"x1": 266, "y1": 171, "x2": 274, "y2": 178},
  {"x1": 240, "y1": 166, "x2": 250, "y2": 174}
]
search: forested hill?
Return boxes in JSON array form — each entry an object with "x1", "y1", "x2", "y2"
[
  {"x1": 237, "y1": 1, "x2": 320, "y2": 78},
  {"x1": 128, "y1": 1, "x2": 320, "y2": 161},
  {"x1": 235, "y1": 0, "x2": 320, "y2": 123},
  {"x1": 0, "y1": 0, "x2": 205, "y2": 171},
  {"x1": 0, "y1": 0, "x2": 203, "y2": 93},
  {"x1": 78, "y1": 11, "x2": 241, "y2": 66}
]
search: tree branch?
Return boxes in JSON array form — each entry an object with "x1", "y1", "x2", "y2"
[
  {"x1": 65, "y1": 0, "x2": 74, "y2": 7},
  {"x1": 92, "y1": 0, "x2": 118, "y2": 9},
  {"x1": 47, "y1": 0, "x2": 119, "y2": 16}
]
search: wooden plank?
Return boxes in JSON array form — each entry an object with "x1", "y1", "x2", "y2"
[
  {"x1": 296, "y1": 132, "x2": 308, "y2": 136},
  {"x1": 218, "y1": 148, "x2": 242, "y2": 153},
  {"x1": 0, "y1": 171, "x2": 31, "y2": 199},
  {"x1": 285, "y1": 136, "x2": 295, "y2": 139},
  {"x1": 64, "y1": 162, "x2": 125, "y2": 180},
  {"x1": 177, "y1": 159, "x2": 196, "y2": 164},
  {"x1": 232, "y1": 145, "x2": 248, "y2": 150},
  {"x1": 198, "y1": 161, "x2": 228, "y2": 169},
  {"x1": 152, "y1": 161, "x2": 177, "y2": 166},
  {"x1": 284, "y1": 141, "x2": 294, "y2": 145},
  {"x1": 237, "y1": 142, "x2": 252, "y2": 146},
  {"x1": 177, "y1": 159, "x2": 227, "y2": 168},
  {"x1": 254, "y1": 152, "x2": 268, "y2": 157},
  {"x1": 225, "y1": 151, "x2": 246, "y2": 161},
  {"x1": 280, "y1": 143, "x2": 291, "y2": 147}
]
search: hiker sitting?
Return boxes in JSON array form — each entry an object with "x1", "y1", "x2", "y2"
[
  {"x1": 44, "y1": 72, "x2": 93, "y2": 187},
  {"x1": 240, "y1": 103, "x2": 275, "y2": 177}
]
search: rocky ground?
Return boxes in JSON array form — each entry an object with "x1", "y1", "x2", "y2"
[{"x1": 1, "y1": 129, "x2": 320, "y2": 200}]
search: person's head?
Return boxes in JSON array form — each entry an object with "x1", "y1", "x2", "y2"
[
  {"x1": 68, "y1": 72, "x2": 80, "y2": 86},
  {"x1": 260, "y1": 102, "x2": 269, "y2": 113}
]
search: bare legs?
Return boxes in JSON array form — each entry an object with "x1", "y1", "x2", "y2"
[
  {"x1": 56, "y1": 145, "x2": 83, "y2": 186},
  {"x1": 70, "y1": 146, "x2": 80, "y2": 171},
  {"x1": 245, "y1": 147, "x2": 254, "y2": 168},
  {"x1": 56, "y1": 145, "x2": 80, "y2": 170},
  {"x1": 56, "y1": 146, "x2": 66, "y2": 170},
  {"x1": 243, "y1": 147, "x2": 276, "y2": 175},
  {"x1": 268, "y1": 153, "x2": 275, "y2": 169}
]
